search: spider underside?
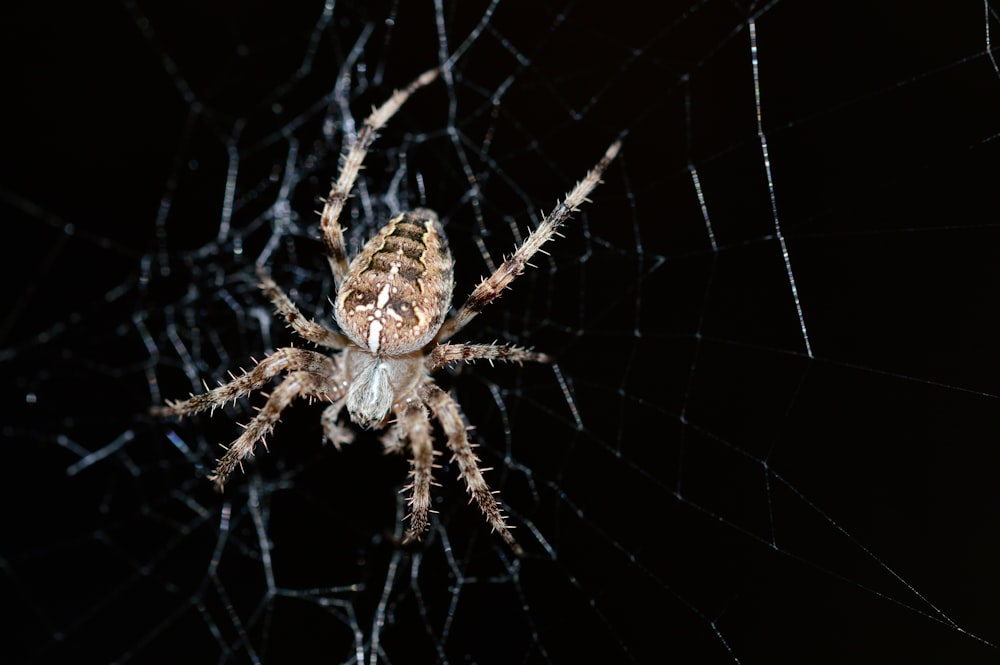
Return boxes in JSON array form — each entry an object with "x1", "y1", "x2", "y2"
[{"x1": 154, "y1": 67, "x2": 621, "y2": 554}]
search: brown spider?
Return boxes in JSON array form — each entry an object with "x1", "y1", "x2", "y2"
[{"x1": 153, "y1": 67, "x2": 621, "y2": 554}]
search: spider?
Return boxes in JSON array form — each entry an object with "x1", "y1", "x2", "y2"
[{"x1": 153, "y1": 67, "x2": 621, "y2": 554}]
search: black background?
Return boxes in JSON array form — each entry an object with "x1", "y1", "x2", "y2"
[{"x1": 5, "y1": 1, "x2": 1000, "y2": 663}]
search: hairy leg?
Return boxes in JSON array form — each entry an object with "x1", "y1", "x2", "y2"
[
  {"x1": 320, "y1": 68, "x2": 439, "y2": 288},
  {"x1": 435, "y1": 140, "x2": 621, "y2": 343},
  {"x1": 320, "y1": 397, "x2": 353, "y2": 449},
  {"x1": 419, "y1": 383, "x2": 522, "y2": 556},
  {"x1": 394, "y1": 403, "x2": 437, "y2": 544},
  {"x1": 426, "y1": 342, "x2": 550, "y2": 372},
  {"x1": 152, "y1": 348, "x2": 341, "y2": 418},
  {"x1": 257, "y1": 268, "x2": 348, "y2": 349},
  {"x1": 209, "y1": 370, "x2": 336, "y2": 490}
]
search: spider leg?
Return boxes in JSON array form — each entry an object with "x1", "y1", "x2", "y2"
[
  {"x1": 380, "y1": 420, "x2": 405, "y2": 455},
  {"x1": 320, "y1": 397, "x2": 354, "y2": 449},
  {"x1": 419, "y1": 383, "x2": 523, "y2": 556},
  {"x1": 394, "y1": 403, "x2": 438, "y2": 544},
  {"x1": 320, "y1": 68, "x2": 439, "y2": 289},
  {"x1": 209, "y1": 370, "x2": 336, "y2": 490},
  {"x1": 426, "y1": 342, "x2": 550, "y2": 373},
  {"x1": 434, "y1": 140, "x2": 621, "y2": 343},
  {"x1": 257, "y1": 267, "x2": 349, "y2": 349},
  {"x1": 152, "y1": 348, "x2": 341, "y2": 418}
]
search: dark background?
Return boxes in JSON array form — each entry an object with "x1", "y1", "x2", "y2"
[{"x1": 4, "y1": 1, "x2": 1000, "y2": 663}]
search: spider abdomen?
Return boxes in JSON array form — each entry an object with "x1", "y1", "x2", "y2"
[{"x1": 334, "y1": 209, "x2": 454, "y2": 355}]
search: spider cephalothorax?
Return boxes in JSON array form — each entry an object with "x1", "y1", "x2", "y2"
[{"x1": 154, "y1": 67, "x2": 620, "y2": 554}]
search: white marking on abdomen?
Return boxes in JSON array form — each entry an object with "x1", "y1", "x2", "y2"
[
  {"x1": 376, "y1": 283, "x2": 391, "y2": 308},
  {"x1": 367, "y1": 319, "x2": 383, "y2": 352}
]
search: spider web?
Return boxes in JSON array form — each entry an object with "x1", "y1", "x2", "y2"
[{"x1": 5, "y1": 0, "x2": 1000, "y2": 662}]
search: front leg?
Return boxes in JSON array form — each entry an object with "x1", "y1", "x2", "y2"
[
  {"x1": 319, "y1": 68, "x2": 440, "y2": 287},
  {"x1": 434, "y1": 140, "x2": 621, "y2": 343}
]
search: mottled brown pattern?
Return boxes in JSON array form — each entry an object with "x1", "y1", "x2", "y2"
[
  {"x1": 153, "y1": 65, "x2": 620, "y2": 553},
  {"x1": 334, "y1": 209, "x2": 454, "y2": 355}
]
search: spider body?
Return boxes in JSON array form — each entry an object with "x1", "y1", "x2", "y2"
[
  {"x1": 335, "y1": 209, "x2": 453, "y2": 426},
  {"x1": 154, "y1": 67, "x2": 620, "y2": 554}
]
